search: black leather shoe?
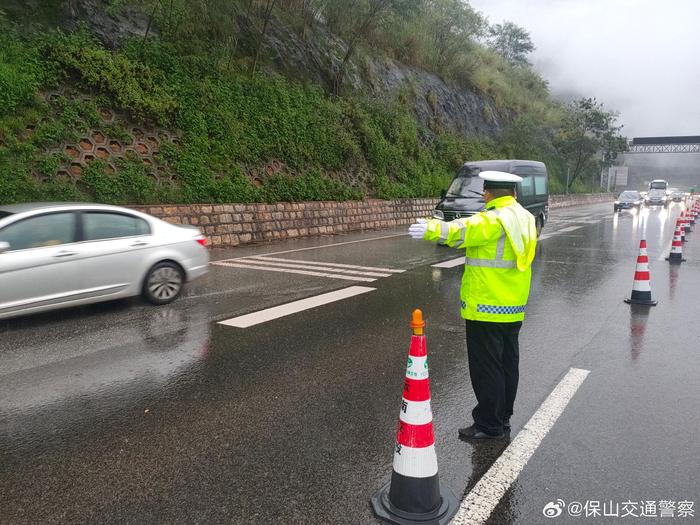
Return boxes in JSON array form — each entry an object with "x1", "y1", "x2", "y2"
[
  {"x1": 467, "y1": 430, "x2": 506, "y2": 440},
  {"x1": 458, "y1": 426, "x2": 505, "y2": 441},
  {"x1": 458, "y1": 425, "x2": 479, "y2": 439}
]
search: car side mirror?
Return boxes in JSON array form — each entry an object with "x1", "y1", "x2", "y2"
[
  {"x1": 440, "y1": 189, "x2": 447, "y2": 199},
  {"x1": 0, "y1": 242, "x2": 10, "y2": 254}
]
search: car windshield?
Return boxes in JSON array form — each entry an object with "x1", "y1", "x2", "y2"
[
  {"x1": 619, "y1": 191, "x2": 639, "y2": 199},
  {"x1": 650, "y1": 182, "x2": 667, "y2": 189},
  {"x1": 445, "y1": 167, "x2": 485, "y2": 199}
]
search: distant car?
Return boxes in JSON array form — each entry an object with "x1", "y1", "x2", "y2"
[
  {"x1": 670, "y1": 190, "x2": 685, "y2": 202},
  {"x1": 0, "y1": 203, "x2": 209, "y2": 320},
  {"x1": 614, "y1": 190, "x2": 643, "y2": 211}
]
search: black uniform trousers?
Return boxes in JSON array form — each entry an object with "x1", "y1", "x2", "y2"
[{"x1": 465, "y1": 319, "x2": 522, "y2": 436}]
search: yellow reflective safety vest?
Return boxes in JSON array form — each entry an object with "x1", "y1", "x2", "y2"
[{"x1": 424, "y1": 195, "x2": 537, "y2": 322}]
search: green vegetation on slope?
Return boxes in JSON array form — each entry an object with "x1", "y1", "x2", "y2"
[
  {"x1": 0, "y1": 24, "x2": 510, "y2": 204},
  {"x1": 0, "y1": 1, "x2": 626, "y2": 205}
]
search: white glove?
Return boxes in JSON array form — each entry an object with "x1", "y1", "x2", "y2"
[{"x1": 408, "y1": 218, "x2": 428, "y2": 240}]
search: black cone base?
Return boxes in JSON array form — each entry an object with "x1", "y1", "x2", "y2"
[
  {"x1": 666, "y1": 255, "x2": 686, "y2": 264},
  {"x1": 625, "y1": 298, "x2": 657, "y2": 306},
  {"x1": 371, "y1": 478, "x2": 458, "y2": 525},
  {"x1": 625, "y1": 290, "x2": 657, "y2": 306}
]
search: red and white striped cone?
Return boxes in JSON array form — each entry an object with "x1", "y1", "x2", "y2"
[
  {"x1": 666, "y1": 223, "x2": 686, "y2": 263},
  {"x1": 371, "y1": 310, "x2": 458, "y2": 525},
  {"x1": 680, "y1": 211, "x2": 692, "y2": 234},
  {"x1": 679, "y1": 217, "x2": 688, "y2": 243},
  {"x1": 625, "y1": 239, "x2": 657, "y2": 305}
]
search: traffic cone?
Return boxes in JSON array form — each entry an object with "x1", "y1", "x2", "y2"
[
  {"x1": 371, "y1": 310, "x2": 458, "y2": 525},
  {"x1": 625, "y1": 239, "x2": 657, "y2": 306},
  {"x1": 666, "y1": 223, "x2": 686, "y2": 263},
  {"x1": 681, "y1": 211, "x2": 691, "y2": 234},
  {"x1": 679, "y1": 218, "x2": 688, "y2": 243}
]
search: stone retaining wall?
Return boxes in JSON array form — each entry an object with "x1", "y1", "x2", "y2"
[
  {"x1": 132, "y1": 199, "x2": 437, "y2": 247},
  {"x1": 133, "y1": 193, "x2": 613, "y2": 247},
  {"x1": 549, "y1": 193, "x2": 614, "y2": 209}
]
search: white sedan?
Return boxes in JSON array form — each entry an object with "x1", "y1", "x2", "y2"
[{"x1": 0, "y1": 202, "x2": 209, "y2": 320}]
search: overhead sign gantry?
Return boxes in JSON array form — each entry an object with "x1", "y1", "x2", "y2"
[{"x1": 627, "y1": 136, "x2": 700, "y2": 153}]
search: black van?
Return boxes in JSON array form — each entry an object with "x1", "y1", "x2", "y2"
[{"x1": 432, "y1": 159, "x2": 549, "y2": 236}]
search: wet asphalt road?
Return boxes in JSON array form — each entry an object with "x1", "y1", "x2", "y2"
[{"x1": 1, "y1": 202, "x2": 699, "y2": 524}]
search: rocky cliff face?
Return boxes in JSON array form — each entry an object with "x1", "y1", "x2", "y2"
[
  {"x1": 264, "y1": 20, "x2": 509, "y2": 139},
  {"x1": 5, "y1": 0, "x2": 509, "y2": 139}
]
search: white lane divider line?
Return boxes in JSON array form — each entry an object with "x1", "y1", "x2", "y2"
[
  {"x1": 557, "y1": 225, "x2": 585, "y2": 233},
  {"x1": 432, "y1": 257, "x2": 465, "y2": 268},
  {"x1": 243, "y1": 255, "x2": 405, "y2": 273},
  {"x1": 450, "y1": 367, "x2": 591, "y2": 525},
  {"x1": 213, "y1": 261, "x2": 376, "y2": 282},
  {"x1": 225, "y1": 233, "x2": 408, "y2": 259},
  {"x1": 218, "y1": 286, "x2": 376, "y2": 328},
  {"x1": 222, "y1": 258, "x2": 392, "y2": 278}
]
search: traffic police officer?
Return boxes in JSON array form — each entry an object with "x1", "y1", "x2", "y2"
[{"x1": 408, "y1": 171, "x2": 537, "y2": 440}]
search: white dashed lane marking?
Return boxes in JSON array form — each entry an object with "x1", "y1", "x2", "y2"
[
  {"x1": 212, "y1": 255, "x2": 404, "y2": 282},
  {"x1": 432, "y1": 257, "x2": 466, "y2": 268},
  {"x1": 242, "y1": 256, "x2": 405, "y2": 273},
  {"x1": 212, "y1": 261, "x2": 377, "y2": 282},
  {"x1": 450, "y1": 367, "x2": 591, "y2": 525},
  {"x1": 556, "y1": 225, "x2": 585, "y2": 233},
  {"x1": 218, "y1": 286, "x2": 376, "y2": 328}
]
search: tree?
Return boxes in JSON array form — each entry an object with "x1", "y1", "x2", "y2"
[
  {"x1": 325, "y1": 0, "x2": 394, "y2": 94},
  {"x1": 555, "y1": 98, "x2": 627, "y2": 193},
  {"x1": 248, "y1": 0, "x2": 278, "y2": 79},
  {"x1": 486, "y1": 21, "x2": 534, "y2": 67},
  {"x1": 423, "y1": 0, "x2": 486, "y2": 72}
]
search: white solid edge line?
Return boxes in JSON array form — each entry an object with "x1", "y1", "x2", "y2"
[
  {"x1": 432, "y1": 257, "x2": 466, "y2": 268},
  {"x1": 213, "y1": 262, "x2": 376, "y2": 282},
  {"x1": 244, "y1": 255, "x2": 405, "y2": 273},
  {"x1": 224, "y1": 233, "x2": 408, "y2": 259},
  {"x1": 220, "y1": 258, "x2": 392, "y2": 278},
  {"x1": 218, "y1": 286, "x2": 376, "y2": 328},
  {"x1": 558, "y1": 225, "x2": 585, "y2": 232},
  {"x1": 450, "y1": 367, "x2": 591, "y2": 525}
]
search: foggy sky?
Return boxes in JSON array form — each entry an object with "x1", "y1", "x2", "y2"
[{"x1": 470, "y1": 0, "x2": 700, "y2": 139}]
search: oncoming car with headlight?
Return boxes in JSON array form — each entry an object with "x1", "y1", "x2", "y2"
[
  {"x1": 0, "y1": 203, "x2": 209, "y2": 320},
  {"x1": 614, "y1": 190, "x2": 643, "y2": 211},
  {"x1": 670, "y1": 189, "x2": 685, "y2": 202}
]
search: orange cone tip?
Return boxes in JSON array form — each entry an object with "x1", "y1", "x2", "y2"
[{"x1": 410, "y1": 309, "x2": 425, "y2": 335}]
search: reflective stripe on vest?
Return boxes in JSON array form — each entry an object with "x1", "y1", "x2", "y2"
[
  {"x1": 464, "y1": 229, "x2": 517, "y2": 268},
  {"x1": 476, "y1": 304, "x2": 527, "y2": 314},
  {"x1": 439, "y1": 222, "x2": 450, "y2": 242}
]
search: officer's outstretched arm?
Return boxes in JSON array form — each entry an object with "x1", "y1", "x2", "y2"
[{"x1": 423, "y1": 214, "x2": 501, "y2": 248}]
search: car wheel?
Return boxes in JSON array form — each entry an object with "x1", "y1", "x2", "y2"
[{"x1": 143, "y1": 262, "x2": 184, "y2": 305}]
